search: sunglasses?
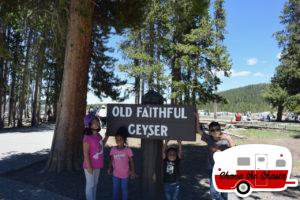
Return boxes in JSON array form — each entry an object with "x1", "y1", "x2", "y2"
[{"x1": 209, "y1": 128, "x2": 221, "y2": 132}]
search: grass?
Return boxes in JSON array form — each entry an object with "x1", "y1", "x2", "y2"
[{"x1": 230, "y1": 128, "x2": 300, "y2": 139}]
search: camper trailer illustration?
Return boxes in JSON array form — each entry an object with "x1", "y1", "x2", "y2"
[{"x1": 212, "y1": 144, "x2": 298, "y2": 197}]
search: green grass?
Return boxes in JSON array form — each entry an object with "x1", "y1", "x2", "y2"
[{"x1": 230, "y1": 129, "x2": 300, "y2": 139}]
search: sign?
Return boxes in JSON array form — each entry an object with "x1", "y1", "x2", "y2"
[{"x1": 106, "y1": 104, "x2": 196, "y2": 141}]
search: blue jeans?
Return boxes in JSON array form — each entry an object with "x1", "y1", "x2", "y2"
[
  {"x1": 113, "y1": 176, "x2": 128, "y2": 200},
  {"x1": 210, "y1": 178, "x2": 228, "y2": 200},
  {"x1": 164, "y1": 182, "x2": 180, "y2": 200}
]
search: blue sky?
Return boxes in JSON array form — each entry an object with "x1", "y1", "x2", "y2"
[
  {"x1": 87, "y1": 0, "x2": 285, "y2": 104},
  {"x1": 219, "y1": 0, "x2": 285, "y2": 91}
]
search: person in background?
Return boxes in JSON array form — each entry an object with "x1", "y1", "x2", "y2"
[{"x1": 235, "y1": 112, "x2": 241, "y2": 122}]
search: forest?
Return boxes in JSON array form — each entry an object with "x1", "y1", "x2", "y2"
[{"x1": 199, "y1": 84, "x2": 273, "y2": 113}]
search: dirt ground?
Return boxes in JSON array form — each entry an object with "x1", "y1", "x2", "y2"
[{"x1": 2, "y1": 132, "x2": 300, "y2": 200}]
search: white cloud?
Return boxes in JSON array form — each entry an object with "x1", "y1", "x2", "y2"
[
  {"x1": 247, "y1": 58, "x2": 258, "y2": 66},
  {"x1": 231, "y1": 69, "x2": 252, "y2": 77},
  {"x1": 277, "y1": 52, "x2": 282, "y2": 59},
  {"x1": 253, "y1": 72, "x2": 267, "y2": 77}
]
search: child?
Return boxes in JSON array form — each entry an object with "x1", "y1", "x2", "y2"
[
  {"x1": 162, "y1": 140, "x2": 182, "y2": 200},
  {"x1": 83, "y1": 115, "x2": 109, "y2": 200},
  {"x1": 195, "y1": 113, "x2": 235, "y2": 200},
  {"x1": 108, "y1": 127, "x2": 137, "y2": 200}
]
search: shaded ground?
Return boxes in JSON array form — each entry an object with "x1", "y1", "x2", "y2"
[
  {"x1": 0, "y1": 127, "x2": 300, "y2": 199},
  {"x1": 1, "y1": 145, "x2": 211, "y2": 200}
]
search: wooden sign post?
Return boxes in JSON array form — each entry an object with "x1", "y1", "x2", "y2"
[{"x1": 141, "y1": 90, "x2": 164, "y2": 200}]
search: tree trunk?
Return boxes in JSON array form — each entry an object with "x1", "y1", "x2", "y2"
[
  {"x1": 8, "y1": 32, "x2": 20, "y2": 127},
  {"x1": 31, "y1": 63, "x2": 42, "y2": 126},
  {"x1": 0, "y1": 23, "x2": 5, "y2": 128},
  {"x1": 45, "y1": 0, "x2": 94, "y2": 172},
  {"x1": 171, "y1": 54, "x2": 180, "y2": 104},
  {"x1": 0, "y1": 61, "x2": 4, "y2": 128},
  {"x1": 17, "y1": 29, "x2": 33, "y2": 127},
  {"x1": 141, "y1": 91, "x2": 164, "y2": 200},
  {"x1": 134, "y1": 76, "x2": 140, "y2": 104},
  {"x1": 3, "y1": 29, "x2": 10, "y2": 127},
  {"x1": 148, "y1": 22, "x2": 155, "y2": 90},
  {"x1": 1, "y1": 61, "x2": 8, "y2": 127},
  {"x1": 134, "y1": 51, "x2": 140, "y2": 104},
  {"x1": 8, "y1": 68, "x2": 16, "y2": 127},
  {"x1": 32, "y1": 44, "x2": 45, "y2": 126},
  {"x1": 141, "y1": 139, "x2": 163, "y2": 200},
  {"x1": 214, "y1": 100, "x2": 217, "y2": 119},
  {"x1": 44, "y1": 77, "x2": 51, "y2": 120},
  {"x1": 53, "y1": 65, "x2": 63, "y2": 122},
  {"x1": 277, "y1": 104, "x2": 283, "y2": 122}
]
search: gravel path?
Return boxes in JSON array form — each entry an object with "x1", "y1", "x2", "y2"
[{"x1": 0, "y1": 125, "x2": 54, "y2": 160}]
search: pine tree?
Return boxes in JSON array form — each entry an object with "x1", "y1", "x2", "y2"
[
  {"x1": 265, "y1": 0, "x2": 300, "y2": 117},
  {"x1": 173, "y1": 0, "x2": 231, "y2": 105},
  {"x1": 90, "y1": 24, "x2": 127, "y2": 101}
]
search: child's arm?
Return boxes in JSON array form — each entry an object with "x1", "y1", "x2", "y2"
[
  {"x1": 108, "y1": 156, "x2": 113, "y2": 175},
  {"x1": 220, "y1": 133, "x2": 235, "y2": 147},
  {"x1": 103, "y1": 133, "x2": 109, "y2": 146},
  {"x1": 209, "y1": 145, "x2": 221, "y2": 153},
  {"x1": 83, "y1": 142, "x2": 93, "y2": 174},
  {"x1": 195, "y1": 111, "x2": 202, "y2": 135},
  {"x1": 195, "y1": 111, "x2": 211, "y2": 144},
  {"x1": 162, "y1": 140, "x2": 169, "y2": 159},
  {"x1": 129, "y1": 157, "x2": 137, "y2": 178},
  {"x1": 177, "y1": 140, "x2": 182, "y2": 159}
]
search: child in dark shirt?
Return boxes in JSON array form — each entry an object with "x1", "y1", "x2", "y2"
[
  {"x1": 195, "y1": 112, "x2": 235, "y2": 200},
  {"x1": 162, "y1": 140, "x2": 182, "y2": 200}
]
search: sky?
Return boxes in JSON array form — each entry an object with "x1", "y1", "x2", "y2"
[{"x1": 87, "y1": 0, "x2": 286, "y2": 104}]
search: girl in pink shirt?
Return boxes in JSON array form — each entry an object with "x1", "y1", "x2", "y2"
[
  {"x1": 108, "y1": 127, "x2": 137, "y2": 200},
  {"x1": 83, "y1": 115, "x2": 108, "y2": 200}
]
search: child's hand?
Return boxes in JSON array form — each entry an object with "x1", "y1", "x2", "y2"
[
  {"x1": 177, "y1": 140, "x2": 182, "y2": 144},
  {"x1": 164, "y1": 139, "x2": 169, "y2": 144},
  {"x1": 130, "y1": 171, "x2": 138, "y2": 179},
  {"x1": 87, "y1": 168, "x2": 93, "y2": 175},
  {"x1": 220, "y1": 133, "x2": 229, "y2": 140}
]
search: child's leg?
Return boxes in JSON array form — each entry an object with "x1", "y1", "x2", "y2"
[
  {"x1": 164, "y1": 183, "x2": 172, "y2": 200},
  {"x1": 121, "y1": 178, "x2": 128, "y2": 200},
  {"x1": 172, "y1": 182, "x2": 180, "y2": 200},
  {"x1": 113, "y1": 176, "x2": 120, "y2": 200},
  {"x1": 93, "y1": 169, "x2": 100, "y2": 200},
  {"x1": 210, "y1": 178, "x2": 224, "y2": 200},
  {"x1": 221, "y1": 192, "x2": 228, "y2": 200},
  {"x1": 84, "y1": 169, "x2": 95, "y2": 200}
]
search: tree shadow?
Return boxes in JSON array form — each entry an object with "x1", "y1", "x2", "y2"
[
  {"x1": 293, "y1": 134, "x2": 300, "y2": 139},
  {"x1": 1, "y1": 145, "x2": 211, "y2": 199},
  {"x1": 179, "y1": 144, "x2": 211, "y2": 199},
  {"x1": 1, "y1": 144, "x2": 299, "y2": 200},
  {"x1": 0, "y1": 150, "x2": 49, "y2": 174}
]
